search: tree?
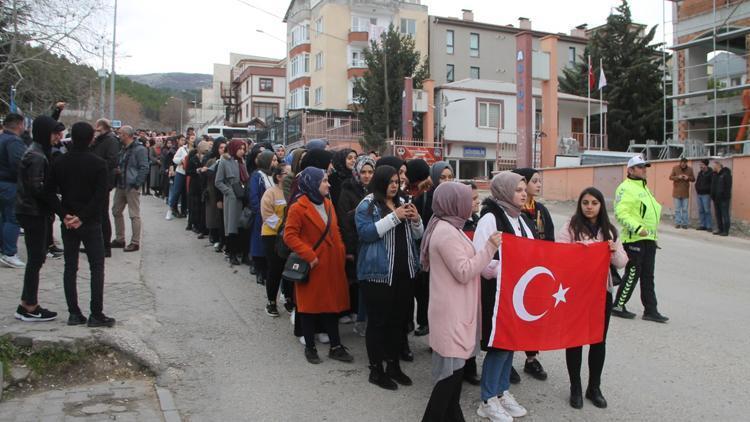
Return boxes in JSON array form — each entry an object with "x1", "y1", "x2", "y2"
[
  {"x1": 353, "y1": 26, "x2": 429, "y2": 153},
  {"x1": 115, "y1": 94, "x2": 144, "y2": 128},
  {"x1": 160, "y1": 97, "x2": 189, "y2": 132},
  {"x1": 0, "y1": 0, "x2": 105, "y2": 109},
  {"x1": 559, "y1": 0, "x2": 665, "y2": 151}
]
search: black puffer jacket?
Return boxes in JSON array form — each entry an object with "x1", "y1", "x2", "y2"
[
  {"x1": 90, "y1": 130, "x2": 121, "y2": 190},
  {"x1": 15, "y1": 116, "x2": 62, "y2": 218},
  {"x1": 336, "y1": 177, "x2": 367, "y2": 280}
]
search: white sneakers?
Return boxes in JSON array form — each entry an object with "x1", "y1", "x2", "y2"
[
  {"x1": 499, "y1": 391, "x2": 527, "y2": 418},
  {"x1": 477, "y1": 397, "x2": 513, "y2": 422},
  {"x1": 0, "y1": 254, "x2": 26, "y2": 269},
  {"x1": 165, "y1": 209, "x2": 173, "y2": 220},
  {"x1": 477, "y1": 393, "x2": 527, "y2": 421},
  {"x1": 298, "y1": 333, "x2": 331, "y2": 346}
]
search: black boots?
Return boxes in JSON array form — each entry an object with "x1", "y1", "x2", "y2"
[
  {"x1": 586, "y1": 386, "x2": 608, "y2": 408},
  {"x1": 386, "y1": 359, "x2": 412, "y2": 386},
  {"x1": 570, "y1": 384, "x2": 583, "y2": 409},
  {"x1": 369, "y1": 363, "x2": 397, "y2": 390}
]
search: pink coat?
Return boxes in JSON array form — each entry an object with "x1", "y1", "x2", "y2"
[
  {"x1": 557, "y1": 222, "x2": 629, "y2": 292},
  {"x1": 428, "y1": 220, "x2": 497, "y2": 359}
]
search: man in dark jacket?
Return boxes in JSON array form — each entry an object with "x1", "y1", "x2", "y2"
[
  {"x1": 13, "y1": 115, "x2": 65, "y2": 322},
  {"x1": 694, "y1": 159, "x2": 713, "y2": 231},
  {"x1": 91, "y1": 119, "x2": 121, "y2": 255},
  {"x1": 48, "y1": 121, "x2": 114, "y2": 327},
  {"x1": 710, "y1": 160, "x2": 732, "y2": 236},
  {"x1": 111, "y1": 126, "x2": 149, "y2": 252},
  {"x1": 0, "y1": 113, "x2": 27, "y2": 268}
]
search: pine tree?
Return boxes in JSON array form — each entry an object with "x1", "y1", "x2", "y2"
[
  {"x1": 559, "y1": 0, "x2": 665, "y2": 152},
  {"x1": 353, "y1": 26, "x2": 428, "y2": 153}
]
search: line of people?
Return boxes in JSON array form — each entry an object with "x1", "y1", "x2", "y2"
[{"x1": 159, "y1": 135, "x2": 641, "y2": 421}]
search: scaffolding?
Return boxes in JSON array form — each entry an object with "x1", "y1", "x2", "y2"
[{"x1": 664, "y1": 0, "x2": 750, "y2": 158}]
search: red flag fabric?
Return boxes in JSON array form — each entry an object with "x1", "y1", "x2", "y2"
[
  {"x1": 588, "y1": 56, "x2": 595, "y2": 91},
  {"x1": 490, "y1": 234, "x2": 609, "y2": 351}
]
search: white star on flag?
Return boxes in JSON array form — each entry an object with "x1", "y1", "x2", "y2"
[{"x1": 552, "y1": 284, "x2": 570, "y2": 307}]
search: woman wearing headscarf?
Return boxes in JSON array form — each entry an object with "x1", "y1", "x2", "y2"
[
  {"x1": 248, "y1": 150, "x2": 278, "y2": 285},
  {"x1": 473, "y1": 171, "x2": 533, "y2": 421},
  {"x1": 283, "y1": 167, "x2": 353, "y2": 365},
  {"x1": 336, "y1": 155, "x2": 376, "y2": 335},
  {"x1": 413, "y1": 161, "x2": 454, "y2": 338},
  {"x1": 510, "y1": 167, "x2": 554, "y2": 382},
  {"x1": 558, "y1": 187, "x2": 627, "y2": 410},
  {"x1": 185, "y1": 140, "x2": 211, "y2": 235},
  {"x1": 328, "y1": 148, "x2": 356, "y2": 205},
  {"x1": 355, "y1": 165, "x2": 423, "y2": 391},
  {"x1": 214, "y1": 140, "x2": 249, "y2": 266},
  {"x1": 204, "y1": 138, "x2": 227, "y2": 252},
  {"x1": 421, "y1": 182, "x2": 501, "y2": 422},
  {"x1": 148, "y1": 139, "x2": 161, "y2": 196}
]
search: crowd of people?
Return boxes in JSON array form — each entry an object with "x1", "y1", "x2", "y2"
[{"x1": 1, "y1": 107, "x2": 733, "y2": 421}]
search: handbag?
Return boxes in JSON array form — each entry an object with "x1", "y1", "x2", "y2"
[
  {"x1": 231, "y1": 181, "x2": 246, "y2": 200},
  {"x1": 282, "y1": 205, "x2": 331, "y2": 284},
  {"x1": 238, "y1": 206, "x2": 254, "y2": 229}
]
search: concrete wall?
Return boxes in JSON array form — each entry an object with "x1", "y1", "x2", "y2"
[{"x1": 541, "y1": 155, "x2": 750, "y2": 224}]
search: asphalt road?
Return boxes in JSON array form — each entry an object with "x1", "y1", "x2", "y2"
[{"x1": 139, "y1": 195, "x2": 750, "y2": 421}]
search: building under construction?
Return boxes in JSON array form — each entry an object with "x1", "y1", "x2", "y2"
[{"x1": 667, "y1": 0, "x2": 750, "y2": 158}]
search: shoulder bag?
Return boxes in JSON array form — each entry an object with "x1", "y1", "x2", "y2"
[{"x1": 282, "y1": 205, "x2": 331, "y2": 284}]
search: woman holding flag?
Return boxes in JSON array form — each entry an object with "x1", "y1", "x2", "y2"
[
  {"x1": 420, "y1": 181, "x2": 501, "y2": 421},
  {"x1": 473, "y1": 171, "x2": 534, "y2": 422},
  {"x1": 558, "y1": 187, "x2": 627, "y2": 409}
]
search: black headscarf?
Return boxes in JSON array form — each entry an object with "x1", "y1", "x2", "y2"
[
  {"x1": 332, "y1": 148, "x2": 354, "y2": 177},
  {"x1": 376, "y1": 156, "x2": 404, "y2": 171},
  {"x1": 300, "y1": 149, "x2": 333, "y2": 172}
]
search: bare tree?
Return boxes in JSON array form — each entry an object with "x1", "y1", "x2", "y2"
[
  {"x1": 0, "y1": 0, "x2": 106, "y2": 107},
  {"x1": 159, "y1": 98, "x2": 188, "y2": 132},
  {"x1": 116, "y1": 94, "x2": 143, "y2": 128}
]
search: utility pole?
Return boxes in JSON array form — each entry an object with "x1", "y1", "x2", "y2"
[
  {"x1": 383, "y1": 35, "x2": 389, "y2": 144},
  {"x1": 109, "y1": 0, "x2": 118, "y2": 121}
]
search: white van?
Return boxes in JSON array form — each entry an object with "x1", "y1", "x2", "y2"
[{"x1": 203, "y1": 126, "x2": 250, "y2": 140}]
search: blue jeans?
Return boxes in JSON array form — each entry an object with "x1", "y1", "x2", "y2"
[
  {"x1": 168, "y1": 172, "x2": 186, "y2": 210},
  {"x1": 697, "y1": 194, "x2": 712, "y2": 230},
  {"x1": 673, "y1": 197, "x2": 688, "y2": 226},
  {"x1": 0, "y1": 181, "x2": 20, "y2": 256},
  {"x1": 480, "y1": 350, "x2": 514, "y2": 401}
]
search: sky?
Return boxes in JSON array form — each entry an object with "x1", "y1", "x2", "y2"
[{"x1": 104, "y1": 0, "x2": 672, "y2": 76}]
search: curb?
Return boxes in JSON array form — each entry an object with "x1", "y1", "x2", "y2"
[{"x1": 156, "y1": 386, "x2": 182, "y2": 422}]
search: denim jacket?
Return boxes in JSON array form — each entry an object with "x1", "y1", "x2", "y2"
[{"x1": 355, "y1": 194, "x2": 423, "y2": 283}]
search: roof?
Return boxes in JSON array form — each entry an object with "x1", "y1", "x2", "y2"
[
  {"x1": 430, "y1": 15, "x2": 588, "y2": 45},
  {"x1": 437, "y1": 79, "x2": 607, "y2": 104}
]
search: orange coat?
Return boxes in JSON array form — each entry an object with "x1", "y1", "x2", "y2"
[{"x1": 283, "y1": 195, "x2": 349, "y2": 313}]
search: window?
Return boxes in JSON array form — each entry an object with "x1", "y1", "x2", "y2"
[
  {"x1": 351, "y1": 49, "x2": 365, "y2": 67},
  {"x1": 568, "y1": 47, "x2": 576, "y2": 65},
  {"x1": 245, "y1": 80, "x2": 249, "y2": 95},
  {"x1": 314, "y1": 87, "x2": 323, "y2": 105},
  {"x1": 259, "y1": 78, "x2": 273, "y2": 92},
  {"x1": 470, "y1": 33, "x2": 479, "y2": 57},
  {"x1": 446, "y1": 30, "x2": 454, "y2": 54},
  {"x1": 290, "y1": 87, "x2": 309, "y2": 109},
  {"x1": 291, "y1": 23, "x2": 309, "y2": 47},
  {"x1": 314, "y1": 17, "x2": 323, "y2": 37},
  {"x1": 290, "y1": 53, "x2": 310, "y2": 79},
  {"x1": 470, "y1": 66, "x2": 480, "y2": 79},
  {"x1": 400, "y1": 18, "x2": 416, "y2": 37},
  {"x1": 245, "y1": 103, "x2": 249, "y2": 120},
  {"x1": 446, "y1": 64, "x2": 455, "y2": 83},
  {"x1": 253, "y1": 102, "x2": 279, "y2": 122},
  {"x1": 348, "y1": 78, "x2": 363, "y2": 104},
  {"x1": 315, "y1": 52, "x2": 324, "y2": 70},
  {"x1": 477, "y1": 100, "x2": 503, "y2": 129},
  {"x1": 352, "y1": 16, "x2": 377, "y2": 32}
]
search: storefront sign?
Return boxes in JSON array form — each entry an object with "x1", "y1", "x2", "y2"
[
  {"x1": 395, "y1": 146, "x2": 443, "y2": 165},
  {"x1": 463, "y1": 146, "x2": 486, "y2": 158}
]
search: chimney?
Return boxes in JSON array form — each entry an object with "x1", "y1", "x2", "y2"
[
  {"x1": 518, "y1": 17, "x2": 531, "y2": 30},
  {"x1": 461, "y1": 9, "x2": 474, "y2": 22},
  {"x1": 570, "y1": 24, "x2": 588, "y2": 38}
]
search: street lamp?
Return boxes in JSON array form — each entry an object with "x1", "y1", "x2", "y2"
[{"x1": 256, "y1": 29, "x2": 285, "y2": 44}]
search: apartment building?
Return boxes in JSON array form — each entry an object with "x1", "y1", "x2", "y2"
[
  {"x1": 429, "y1": 10, "x2": 589, "y2": 86},
  {"x1": 231, "y1": 56, "x2": 287, "y2": 125},
  {"x1": 668, "y1": 0, "x2": 749, "y2": 147},
  {"x1": 283, "y1": 0, "x2": 428, "y2": 111}
]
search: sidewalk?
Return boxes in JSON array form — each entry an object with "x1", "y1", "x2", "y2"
[{"x1": 0, "y1": 221, "x2": 176, "y2": 421}]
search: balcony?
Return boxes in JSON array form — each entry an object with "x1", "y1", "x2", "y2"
[
  {"x1": 348, "y1": 30, "x2": 369, "y2": 44},
  {"x1": 677, "y1": 95, "x2": 744, "y2": 121}
]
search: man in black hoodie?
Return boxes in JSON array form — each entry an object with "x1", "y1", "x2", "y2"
[
  {"x1": 48, "y1": 122, "x2": 114, "y2": 327},
  {"x1": 13, "y1": 115, "x2": 64, "y2": 322}
]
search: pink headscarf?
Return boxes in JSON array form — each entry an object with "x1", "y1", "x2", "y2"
[{"x1": 420, "y1": 182, "x2": 473, "y2": 271}]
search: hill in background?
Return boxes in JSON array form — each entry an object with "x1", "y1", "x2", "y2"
[{"x1": 123, "y1": 73, "x2": 212, "y2": 92}]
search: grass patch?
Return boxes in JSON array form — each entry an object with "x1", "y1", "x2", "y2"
[
  {"x1": 0, "y1": 336, "x2": 22, "y2": 378},
  {"x1": 0, "y1": 336, "x2": 91, "y2": 379}
]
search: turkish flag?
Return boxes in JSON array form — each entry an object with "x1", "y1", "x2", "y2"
[{"x1": 490, "y1": 234, "x2": 609, "y2": 351}]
